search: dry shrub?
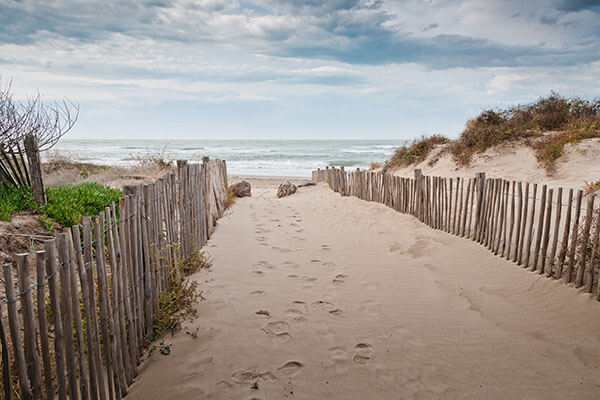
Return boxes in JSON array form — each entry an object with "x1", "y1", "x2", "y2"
[
  {"x1": 386, "y1": 135, "x2": 450, "y2": 168},
  {"x1": 533, "y1": 119, "x2": 600, "y2": 172},
  {"x1": 224, "y1": 186, "x2": 237, "y2": 209},
  {"x1": 133, "y1": 154, "x2": 173, "y2": 169},
  {"x1": 369, "y1": 162, "x2": 382, "y2": 170},
  {"x1": 448, "y1": 92, "x2": 600, "y2": 167},
  {"x1": 154, "y1": 279, "x2": 203, "y2": 338},
  {"x1": 585, "y1": 179, "x2": 600, "y2": 194},
  {"x1": 152, "y1": 249, "x2": 211, "y2": 338}
]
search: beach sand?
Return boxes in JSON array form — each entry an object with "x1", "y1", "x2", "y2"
[{"x1": 126, "y1": 177, "x2": 600, "y2": 399}]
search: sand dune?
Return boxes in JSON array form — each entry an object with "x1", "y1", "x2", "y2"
[
  {"x1": 388, "y1": 138, "x2": 600, "y2": 190},
  {"x1": 127, "y1": 179, "x2": 600, "y2": 400}
]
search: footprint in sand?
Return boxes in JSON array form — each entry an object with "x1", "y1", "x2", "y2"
[
  {"x1": 360, "y1": 300, "x2": 382, "y2": 316},
  {"x1": 332, "y1": 273, "x2": 348, "y2": 284},
  {"x1": 353, "y1": 342, "x2": 373, "y2": 365},
  {"x1": 231, "y1": 367, "x2": 278, "y2": 385},
  {"x1": 302, "y1": 276, "x2": 317, "y2": 282},
  {"x1": 287, "y1": 274, "x2": 299, "y2": 279},
  {"x1": 389, "y1": 242, "x2": 404, "y2": 253},
  {"x1": 282, "y1": 261, "x2": 299, "y2": 269},
  {"x1": 329, "y1": 309, "x2": 343, "y2": 317},
  {"x1": 321, "y1": 244, "x2": 331, "y2": 251},
  {"x1": 272, "y1": 246, "x2": 292, "y2": 253},
  {"x1": 252, "y1": 270, "x2": 265, "y2": 277},
  {"x1": 322, "y1": 261, "x2": 336, "y2": 267},
  {"x1": 407, "y1": 238, "x2": 429, "y2": 259},
  {"x1": 285, "y1": 309, "x2": 306, "y2": 322},
  {"x1": 250, "y1": 290, "x2": 266, "y2": 295},
  {"x1": 296, "y1": 229, "x2": 304, "y2": 233},
  {"x1": 277, "y1": 360, "x2": 303, "y2": 376},
  {"x1": 328, "y1": 347, "x2": 349, "y2": 362},
  {"x1": 262, "y1": 321, "x2": 291, "y2": 341},
  {"x1": 256, "y1": 236, "x2": 267, "y2": 242},
  {"x1": 255, "y1": 310, "x2": 270, "y2": 317},
  {"x1": 256, "y1": 261, "x2": 276, "y2": 269},
  {"x1": 312, "y1": 300, "x2": 334, "y2": 309},
  {"x1": 310, "y1": 259, "x2": 322, "y2": 263}
]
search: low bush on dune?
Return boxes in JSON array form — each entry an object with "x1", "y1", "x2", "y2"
[
  {"x1": 386, "y1": 93, "x2": 600, "y2": 172},
  {"x1": 385, "y1": 135, "x2": 450, "y2": 168}
]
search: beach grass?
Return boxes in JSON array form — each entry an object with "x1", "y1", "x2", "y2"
[{"x1": 386, "y1": 93, "x2": 600, "y2": 171}]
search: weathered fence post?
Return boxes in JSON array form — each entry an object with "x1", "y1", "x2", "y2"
[{"x1": 23, "y1": 134, "x2": 46, "y2": 205}]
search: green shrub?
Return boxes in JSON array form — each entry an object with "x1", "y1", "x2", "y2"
[
  {"x1": 0, "y1": 182, "x2": 122, "y2": 227},
  {"x1": 44, "y1": 183, "x2": 122, "y2": 227},
  {"x1": 0, "y1": 184, "x2": 35, "y2": 221}
]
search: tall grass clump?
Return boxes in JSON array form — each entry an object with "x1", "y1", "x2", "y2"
[{"x1": 385, "y1": 135, "x2": 450, "y2": 168}]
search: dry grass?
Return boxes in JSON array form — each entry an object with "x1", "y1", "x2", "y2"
[
  {"x1": 385, "y1": 93, "x2": 600, "y2": 172},
  {"x1": 43, "y1": 153, "x2": 108, "y2": 177},
  {"x1": 153, "y1": 250, "x2": 211, "y2": 338},
  {"x1": 448, "y1": 92, "x2": 600, "y2": 167},
  {"x1": 533, "y1": 122, "x2": 600, "y2": 172},
  {"x1": 43, "y1": 153, "x2": 175, "y2": 189},
  {"x1": 224, "y1": 186, "x2": 237, "y2": 209},
  {"x1": 385, "y1": 135, "x2": 450, "y2": 168},
  {"x1": 585, "y1": 179, "x2": 600, "y2": 194}
]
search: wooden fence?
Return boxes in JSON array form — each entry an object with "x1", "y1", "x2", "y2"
[
  {"x1": 313, "y1": 167, "x2": 600, "y2": 301},
  {"x1": 0, "y1": 158, "x2": 227, "y2": 400}
]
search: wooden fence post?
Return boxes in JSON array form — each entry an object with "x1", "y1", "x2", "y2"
[
  {"x1": 23, "y1": 134, "x2": 46, "y2": 205},
  {"x1": 3, "y1": 262, "x2": 32, "y2": 400}
]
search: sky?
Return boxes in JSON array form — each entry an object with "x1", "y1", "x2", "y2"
[{"x1": 1, "y1": 0, "x2": 599, "y2": 140}]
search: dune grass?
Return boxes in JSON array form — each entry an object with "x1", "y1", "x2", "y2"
[
  {"x1": 386, "y1": 93, "x2": 600, "y2": 172},
  {"x1": 385, "y1": 135, "x2": 450, "y2": 168}
]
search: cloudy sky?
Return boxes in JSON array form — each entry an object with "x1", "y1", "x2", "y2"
[{"x1": 1, "y1": 0, "x2": 599, "y2": 139}]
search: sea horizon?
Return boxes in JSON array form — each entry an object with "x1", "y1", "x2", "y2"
[{"x1": 49, "y1": 139, "x2": 408, "y2": 177}]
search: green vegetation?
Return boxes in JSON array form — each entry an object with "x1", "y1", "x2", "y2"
[
  {"x1": 386, "y1": 93, "x2": 600, "y2": 172},
  {"x1": 386, "y1": 135, "x2": 450, "y2": 168},
  {"x1": 0, "y1": 183, "x2": 36, "y2": 221},
  {"x1": 44, "y1": 183, "x2": 122, "y2": 226},
  {"x1": 0, "y1": 182, "x2": 122, "y2": 227},
  {"x1": 152, "y1": 251, "x2": 211, "y2": 338}
]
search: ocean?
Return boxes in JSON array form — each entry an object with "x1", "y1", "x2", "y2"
[{"x1": 49, "y1": 139, "x2": 406, "y2": 177}]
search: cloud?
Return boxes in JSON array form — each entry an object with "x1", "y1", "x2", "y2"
[
  {"x1": 1, "y1": 0, "x2": 599, "y2": 139},
  {"x1": 555, "y1": 0, "x2": 600, "y2": 12},
  {"x1": 2, "y1": 0, "x2": 599, "y2": 70}
]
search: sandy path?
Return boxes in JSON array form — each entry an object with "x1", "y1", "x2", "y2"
[{"x1": 127, "y1": 180, "x2": 600, "y2": 400}]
